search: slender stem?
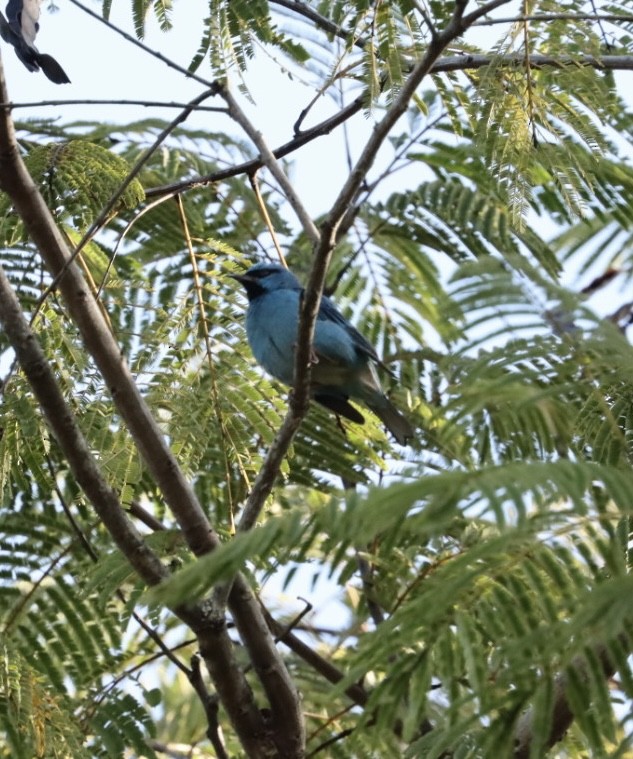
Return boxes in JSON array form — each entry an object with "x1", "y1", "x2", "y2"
[
  {"x1": 219, "y1": 83, "x2": 320, "y2": 243},
  {"x1": 68, "y1": 0, "x2": 215, "y2": 87}
]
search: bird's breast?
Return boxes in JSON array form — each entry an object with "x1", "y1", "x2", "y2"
[{"x1": 245, "y1": 291, "x2": 300, "y2": 386}]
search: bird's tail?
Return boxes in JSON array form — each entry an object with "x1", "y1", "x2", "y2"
[
  {"x1": 36, "y1": 53, "x2": 71, "y2": 84},
  {"x1": 366, "y1": 395, "x2": 414, "y2": 446}
]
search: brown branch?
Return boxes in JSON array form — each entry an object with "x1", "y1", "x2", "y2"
[
  {"x1": 189, "y1": 656, "x2": 229, "y2": 759},
  {"x1": 0, "y1": 254, "x2": 276, "y2": 756},
  {"x1": 218, "y1": 83, "x2": 320, "y2": 243},
  {"x1": 249, "y1": 171, "x2": 286, "y2": 264},
  {"x1": 473, "y1": 12, "x2": 633, "y2": 27},
  {"x1": 271, "y1": 0, "x2": 365, "y2": 50},
  {"x1": 143, "y1": 52, "x2": 633, "y2": 201},
  {"x1": 263, "y1": 607, "x2": 368, "y2": 707},
  {"x1": 0, "y1": 60, "x2": 302, "y2": 759},
  {"x1": 145, "y1": 91, "x2": 364, "y2": 198},
  {"x1": 513, "y1": 642, "x2": 619, "y2": 758}
]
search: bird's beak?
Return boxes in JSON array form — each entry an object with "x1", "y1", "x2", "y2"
[{"x1": 230, "y1": 272, "x2": 256, "y2": 286}]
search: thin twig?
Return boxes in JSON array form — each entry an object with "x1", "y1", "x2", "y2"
[
  {"x1": 95, "y1": 193, "x2": 178, "y2": 299},
  {"x1": 248, "y1": 171, "x2": 286, "y2": 265},
  {"x1": 472, "y1": 12, "x2": 633, "y2": 27},
  {"x1": 68, "y1": 0, "x2": 216, "y2": 88},
  {"x1": 176, "y1": 193, "x2": 238, "y2": 531},
  {"x1": 1, "y1": 99, "x2": 228, "y2": 111},
  {"x1": 218, "y1": 83, "x2": 320, "y2": 243},
  {"x1": 190, "y1": 655, "x2": 230, "y2": 759}
]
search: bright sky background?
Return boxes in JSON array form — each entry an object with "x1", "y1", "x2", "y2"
[{"x1": 3, "y1": 0, "x2": 363, "y2": 216}]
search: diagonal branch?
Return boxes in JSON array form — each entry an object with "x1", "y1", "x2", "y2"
[
  {"x1": 68, "y1": 0, "x2": 215, "y2": 88},
  {"x1": 0, "y1": 56, "x2": 303, "y2": 759},
  {"x1": 513, "y1": 641, "x2": 620, "y2": 758},
  {"x1": 218, "y1": 83, "x2": 320, "y2": 243},
  {"x1": 143, "y1": 53, "x2": 633, "y2": 201}
]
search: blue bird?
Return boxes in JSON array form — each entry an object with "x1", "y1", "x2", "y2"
[
  {"x1": 0, "y1": 0, "x2": 70, "y2": 83},
  {"x1": 232, "y1": 262, "x2": 414, "y2": 445}
]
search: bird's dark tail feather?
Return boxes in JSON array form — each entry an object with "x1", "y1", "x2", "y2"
[
  {"x1": 316, "y1": 391, "x2": 414, "y2": 445},
  {"x1": 366, "y1": 397, "x2": 414, "y2": 446},
  {"x1": 314, "y1": 393, "x2": 365, "y2": 425},
  {"x1": 36, "y1": 53, "x2": 70, "y2": 84}
]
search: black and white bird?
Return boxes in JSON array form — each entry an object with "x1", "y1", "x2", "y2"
[{"x1": 0, "y1": 0, "x2": 69, "y2": 83}]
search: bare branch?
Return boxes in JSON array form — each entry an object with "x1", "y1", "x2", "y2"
[
  {"x1": 218, "y1": 83, "x2": 320, "y2": 243},
  {"x1": 144, "y1": 52, "x2": 633, "y2": 201},
  {"x1": 271, "y1": 0, "x2": 365, "y2": 49},
  {"x1": 68, "y1": 0, "x2": 215, "y2": 88},
  {"x1": 472, "y1": 12, "x2": 633, "y2": 27},
  {"x1": 263, "y1": 607, "x2": 368, "y2": 707},
  {"x1": 2, "y1": 98, "x2": 227, "y2": 111}
]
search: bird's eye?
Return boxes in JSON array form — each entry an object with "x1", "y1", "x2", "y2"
[{"x1": 251, "y1": 268, "x2": 274, "y2": 279}]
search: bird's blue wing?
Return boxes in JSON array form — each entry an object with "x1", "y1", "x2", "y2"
[{"x1": 316, "y1": 294, "x2": 380, "y2": 363}]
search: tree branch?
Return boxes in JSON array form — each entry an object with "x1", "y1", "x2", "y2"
[
  {"x1": 143, "y1": 52, "x2": 633, "y2": 201},
  {"x1": 218, "y1": 83, "x2": 321, "y2": 243},
  {"x1": 270, "y1": 0, "x2": 365, "y2": 50},
  {"x1": 2, "y1": 98, "x2": 227, "y2": 111},
  {"x1": 0, "y1": 57, "x2": 303, "y2": 759},
  {"x1": 513, "y1": 642, "x2": 619, "y2": 758},
  {"x1": 473, "y1": 12, "x2": 633, "y2": 27}
]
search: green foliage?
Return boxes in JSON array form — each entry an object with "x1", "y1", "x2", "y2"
[
  {"x1": 0, "y1": 139, "x2": 144, "y2": 260},
  {"x1": 2, "y1": 0, "x2": 633, "y2": 757}
]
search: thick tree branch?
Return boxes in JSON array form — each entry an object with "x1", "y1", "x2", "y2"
[
  {"x1": 513, "y1": 642, "x2": 619, "y2": 758},
  {"x1": 0, "y1": 59, "x2": 303, "y2": 759}
]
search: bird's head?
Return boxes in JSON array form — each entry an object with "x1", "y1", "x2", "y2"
[{"x1": 231, "y1": 262, "x2": 301, "y2": 300}]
